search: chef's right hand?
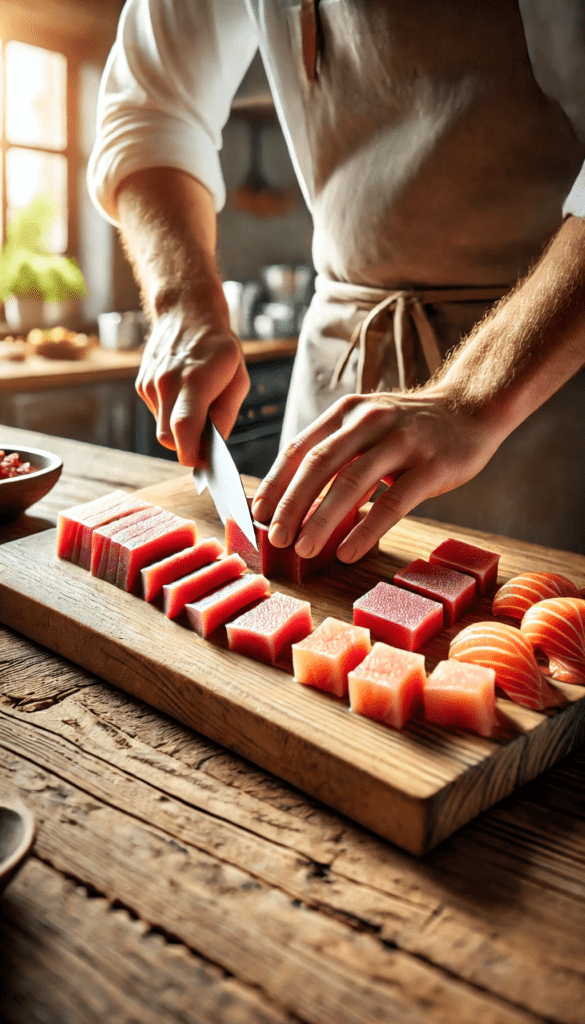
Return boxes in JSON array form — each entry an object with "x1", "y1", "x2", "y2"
[{"x1": 135, "y1": 305, "x2": 250, "y2": 467}]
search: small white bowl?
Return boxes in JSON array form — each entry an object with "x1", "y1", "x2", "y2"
[
  {"x1": 0, "y1": 444, "x2": 63, "y2": 518},
  {"x1": 0, "y1": 796, "x2": 35, "y2": 892}
]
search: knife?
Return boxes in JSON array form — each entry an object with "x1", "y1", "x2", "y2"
[{"x1": 192, "y1": 417, "x2": 259, "y2": 551}]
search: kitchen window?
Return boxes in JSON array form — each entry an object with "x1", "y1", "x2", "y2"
[{"x1": 0, "y1": 37, "x2": 78, "y2": 257}]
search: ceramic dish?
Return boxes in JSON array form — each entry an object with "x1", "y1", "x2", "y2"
[
  {"x1": 0, "y1": 444, "x2": 63, "y2": 517},
  {"x1": 0, "y1": 796, "x2": 35, "y2": 893}
]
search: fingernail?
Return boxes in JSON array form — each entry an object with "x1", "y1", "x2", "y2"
[
  {"x1": 338, "y1": 544, "x2": 356, "y2": 563},
  {"x1": 269, "y1": 523, "x2": 289, "y2": 547},
  {"x1": 252, "y1": 498, "x2": 269, "y2": 521},
  {"x1": 295, "y1": 536, "x2": 314, "y2": 558}
]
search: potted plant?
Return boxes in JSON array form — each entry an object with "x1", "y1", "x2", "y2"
[{"x1": 0, "y1": 196, "x2": 86, "y2": 333}]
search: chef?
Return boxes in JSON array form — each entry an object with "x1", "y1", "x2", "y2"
[{"x1": 89, "y1": 0, "x2": 585, "y2": 562}]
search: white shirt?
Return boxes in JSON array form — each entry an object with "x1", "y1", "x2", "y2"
[{"x1": 88, "y1": 0, "x2": 585, "y2": 241}]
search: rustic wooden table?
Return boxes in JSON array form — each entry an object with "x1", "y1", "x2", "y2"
[{"x1": 1, "y1": 426, "x2": 584, "y2": 1024}]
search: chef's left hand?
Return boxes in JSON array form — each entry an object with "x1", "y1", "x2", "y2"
[{"x1": 251, "y1": 389, "x2": 501, "y2": 563}]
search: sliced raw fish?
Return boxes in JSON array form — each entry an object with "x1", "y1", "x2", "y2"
[
  {"x1": 492, "y1": 572, "x2": 578, "y2": 621},
  {"x1": 430, "y1": 538, "x2": 500, "y2": 594},
  {"x1": 186, "y1": 574, "x2": 270, "y2": 638},
  {"x1": 164, "y1": 553, "x2": 246, "y2": 619},
  {"x1": 393, "y1": 559, "x2": 476, "y2": 627},
  {"x1": 57, "y1": 490, "x2": 128, "y2": 561},
  {"x1": 91, "y1": 507, "x2": 169, "y2": 579},
  {"x1": 74, "y1": 497, "x2": 155, "y2": 569},
  {"x1": 292, "y1": 617, "x2": 371, "y2": 698},
  {"x1": 353, "y1": 582, "x2": 443, "y2": 651},
  {"x1": 423, "y1": 660, "x2": 498, "y2": 738},
  {"x1": 449, "y1": 621, "x2": 565, "y2": 710},
  {"x1": 521, "y1": 597, "x2": 585, "y2": 684},
  {"x1": 348, "y1": 642, "x2": 425, "y2": 730},
  {"x1": 226, "y1": 592, "x2": 312, "y2": 664},
  {"x1": 142, "y1": 537, "x2": 224, "y2": 601},
  {"x1": 115, "y1": 516, "x2": 197, "y2": 594}
]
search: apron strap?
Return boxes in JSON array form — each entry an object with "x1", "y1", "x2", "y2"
[
  {"x1": 301, "y1": 0, "x2": 322, "y2": 82},
  {"x1": 330, "y1": 285, "x2": 507, "y2": 393}
]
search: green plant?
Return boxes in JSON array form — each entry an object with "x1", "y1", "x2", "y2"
[{"x1": 0, "y1": 195, "x2": 86, "y2": 303}]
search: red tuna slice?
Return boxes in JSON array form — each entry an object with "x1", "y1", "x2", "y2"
[
  {"x1": 393, "y1": 559, "x2": 476, "y2": 627},
  {"x1": 76, "y1": 497, "x2": 155, "y2": 570},
  {"x1": 142, "y1": 537, "x2": 224, "y2": 602},
  {"x1": 521, "y1": 597, "x2": 585, "y2": 684},
  {"x1": 430, "y1": 538, "x2": 500, "y2": 595},
  {"x1": 115, "y1": 516, "x2": 198, "y2": 595},
  {"x1": 292, "y1": 617, "x2": 371, "y2": 698},
  {"x1": 186, "y1": 574, "x2": 270, "y2": 639},
  {"x1": 353, "y1": 582, "x2": 443, "y2": 652},
  {"x1": 226, "y1": 592, "x2": 312, "y2": 664},
  {"x1": 227, "y1": 498, "x2": 360, "y2": 583},
  {"x1": 348, "y1": 642, "x2": 425, "y2": 730},
  {"x1": 91, "y1": 506, "x2": 167, "y2": 578},
  {"x1": 423, "y1": 660, "x2": 498, "y2": 738},
  {"x1": 492, "y1": 572, "x2": 578, "y2": 622},
  {"x1": 449, "y1": 621, "x2": 566, "y2": 710},
  {"x1": 164, "y1": 553, "x2": 246, "y2": 619},
  {"x1": 102, "y1": 510, "x2": 175, "y2": 584},
  {"x1": 57, "y1": 489, "x2": 128, "y2": 561}
]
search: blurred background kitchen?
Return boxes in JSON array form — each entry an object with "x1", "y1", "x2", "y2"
[{"x1": 0, "y1": 0, "x2": 313, "y2": 477}]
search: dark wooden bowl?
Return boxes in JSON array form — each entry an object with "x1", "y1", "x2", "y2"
[
  {"x1": 0, "y1": 444, "x2": 63, "y2": 518},
  {"x1": 0, "y1": 797, "x2": 35, "y2": 893}
]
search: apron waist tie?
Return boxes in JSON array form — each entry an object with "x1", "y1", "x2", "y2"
[{"x1": 324, "y1": 281, "x2": 509, "y2": 393}]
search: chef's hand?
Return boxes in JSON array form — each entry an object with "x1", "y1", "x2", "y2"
[
  {"x1": 136, "y1": 305, "x2": 249, "y2": 466},
  {"x1": 251, "y1": 389, "x2": 501, "y2": 563}
]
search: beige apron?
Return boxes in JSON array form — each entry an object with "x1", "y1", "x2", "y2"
[{"x1": 275, "y1": 0, "x2": 585, "y2": 552}]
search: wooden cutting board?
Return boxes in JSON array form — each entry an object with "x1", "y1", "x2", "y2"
[{"x1": 1, "y1": 473, "x2": 585, "y2": 855}]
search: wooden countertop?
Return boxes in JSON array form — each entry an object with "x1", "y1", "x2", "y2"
[
  {"x1": 1, "y1": 425, "x2": 584, "y2": 1024},
  {"x1": 0, "y1": 338, "x2": 298, "y2": 392}
]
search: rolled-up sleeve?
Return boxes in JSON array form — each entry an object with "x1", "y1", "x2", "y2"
[{"x1": 87, "y1": 0, "x2": 258, "y2": 224}]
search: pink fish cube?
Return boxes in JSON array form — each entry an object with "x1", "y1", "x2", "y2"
[
  {"x1": 348, "y1": 642, "x2": 425, "y2": 730},
  {"x1": 353, "y1": 582, "x2": 443, "y2": 651},
  {"x1": 163, "y1": 553, "x2": 247, "y2": 619},
  {"x1": 93, "y1": 509, "x2": 172, "y2": 581},
  {"x1": 57, "y1": 489, "x2": 128, "y2": 562},
  {"x1": 429, "y1": 538, "x2": 500, "y2": 595},
  {"x1": 393, "y1": 558, "x2": 476, "y2": 627},
  {"x1": 226, "y1": 591, "x2": 312, "y2": 664},
  {"x1": 423, "y1": 660, "x2": 497, "y2": 738},
  {"x1": 292, "y1": 617, "x2": 371, "y2": 698},
  {"x1": 115, "y1": 517, "x2": 197, "y2": 594},
  {"x1": 186, "y1": 574, "x2": 270, "y2": 638}
]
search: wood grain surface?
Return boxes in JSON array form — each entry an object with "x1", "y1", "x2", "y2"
[
  {"x1": 1, "y1": 427, "x2": 585, "y2": 1024},
  {"x1": 1, "y1": 471, "x2": 584, "y2": 855}
]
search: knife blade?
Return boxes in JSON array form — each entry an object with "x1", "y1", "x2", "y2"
[{"x1": 192, "y1": 418, "x2": 259, "y2": 551}]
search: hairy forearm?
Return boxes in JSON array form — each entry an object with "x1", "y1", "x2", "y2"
[
  {"x1": 115, "y1": 167, "x2": 229, "y2": 325},
  {"x1": 432, "y1": 215, "x2": 585, "y2": 439}
]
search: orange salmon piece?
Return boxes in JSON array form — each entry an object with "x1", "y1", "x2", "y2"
[{"x1": 521, "y1": 597, "x2": 585, "y2": 684}]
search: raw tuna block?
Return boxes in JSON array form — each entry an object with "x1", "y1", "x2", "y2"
[
  {"x1": 226, "y1": 498, "x2": 361, "y2": 583},
  {"x1": 423, "y1": 660, "x2": 497, "y2": 738},
  {"x1": 142, "y1": 537, "x2": 225, "y2": 601},
  {"x1": 353, "y1": 582, "x2": 443, "y2": 651},
  {"x1": 164, "y1": 553, "x2": 247, "y2": 619},
  {"x1": 91, "y1": 506, "x2": 167, "y2": 578},
  {"x1": 57, "y1": 489, "x2": 128, "y2": 560},
  {"x1": 226, "y1": 592, "x2": 312, "y2": 664},
  {"x1": 430, "y1": 538, "x2": 500, "y2": 595},
  {"x1": 292, "y1": 617, "x2": 371, "y2": 698},
  {"x1": 115, "y1": 516, "x2": 198, "y2": 594},
  {"x1": 393, "y1": 559, "x2": 476, "y2": 627},
  {"x1": 348, "y1": 642, "x2": 425, "y2": 729},
  {"x1": 186, "y1": 574, "x2": 270, "y2": 639},
  {"x1": 74, "y1": 497, "x2": 155, "y2": 569}
]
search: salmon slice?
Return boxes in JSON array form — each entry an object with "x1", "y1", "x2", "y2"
[
  {"x1": 449, "y1": 621, "x2": 566, "y2": 710},
  {"x1": 292, "y1": 617, "x2": 371, "y2": 698},
  {"x1": 348, "y1": 642, "x2": 425, "y2": 730},
  {"x1": 492, "y1": 572, "x2": 578, "y2": 621},
  {"x1": 521, "y1": 597, "x2": 585, "y2": 684}
]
